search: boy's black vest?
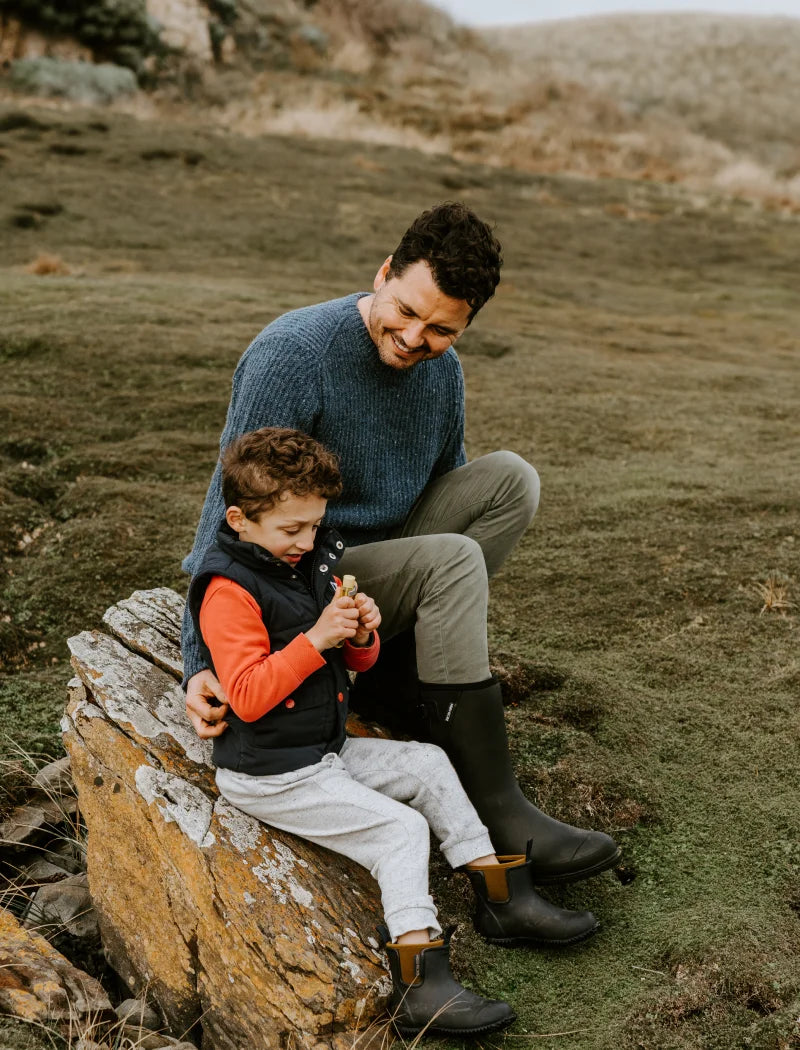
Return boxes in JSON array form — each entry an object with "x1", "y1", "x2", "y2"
[{"x1": 187, "y1": 521, "x2": 351, "y2": 775}]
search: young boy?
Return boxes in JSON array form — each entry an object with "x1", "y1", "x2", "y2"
[{"x1": 186, "y1": 427, "x2": 597, "y2": 1038}]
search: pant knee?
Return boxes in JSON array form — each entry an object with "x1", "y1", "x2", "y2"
[
  {"x1": 391, "y1": 805, "x2": 430, "y2": 853},
  {"x1": 431, "y1": 534, "x2": 486, "y2": 581},
  {"x1": 404, "y1": 741, "x2": 450, "y2": 779},
  {"x1": 491, "y1": 450, "x2": 540, "y2": 520}
]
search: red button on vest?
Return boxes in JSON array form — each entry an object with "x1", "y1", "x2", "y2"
[
  {"x1": 337, "y1": 692, "x2": 344, "y2": 702},
  {"x1": 285, "y1": 698, "x2": 295, "y2": 709}
]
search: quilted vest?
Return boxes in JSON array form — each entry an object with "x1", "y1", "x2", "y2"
[{"x1": 187, "y1": 521, "x2": 351, "y2": 775}]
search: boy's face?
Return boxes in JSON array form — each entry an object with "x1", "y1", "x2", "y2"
[{"x1": 226, "y1": 492, "x2": 327, "y2": 565}]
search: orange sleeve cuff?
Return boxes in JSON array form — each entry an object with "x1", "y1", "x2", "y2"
[{"x1": 343, "y1": 631, "x2": 380, "y2": 673}]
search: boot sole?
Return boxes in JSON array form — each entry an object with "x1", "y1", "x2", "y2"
[
  {"x1": 483, "y1": 920, "x2": 599, "y2": 947},
  {"x1": 394, "y1": 1012, "x2": 516, "y2": 1038},
  {"x1": 529, "y1": 845, "x2": 623, "y2": 885}
]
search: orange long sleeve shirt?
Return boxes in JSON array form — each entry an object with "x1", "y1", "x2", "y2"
[{"x1": 199, "y1": 576, "x2": 380, "y2": 723}]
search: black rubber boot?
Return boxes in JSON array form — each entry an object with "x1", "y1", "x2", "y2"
[
  {"x1": 349, "y1": 629, "x2": 421, "y2": 735},
  {"x1": 417, "y1": 679, "x2": 622, "y2": 882},
  {"x1": 465, "y1": 849, "x2": 599, "y2": 945},
  {"x1": 380, "y1": 928, "x2": 515, "y2": 1038}
]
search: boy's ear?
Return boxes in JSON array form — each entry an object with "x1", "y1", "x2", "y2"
[{"x1": 226, "y1": 505, "x2": 247, "y2": 533}]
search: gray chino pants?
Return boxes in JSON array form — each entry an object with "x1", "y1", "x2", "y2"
[
  {"x1": 338, "y1": 451, "x2": 540, "y2": 683},
  {"x1": 215, "y1": 738, "x2": 494, "y2": 940}
]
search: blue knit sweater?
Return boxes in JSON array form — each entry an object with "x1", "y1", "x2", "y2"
[{"x1": 181, "y1": 292, "x2": 466, "y2": 682}]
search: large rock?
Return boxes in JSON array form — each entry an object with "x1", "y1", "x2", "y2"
[
  {"x1": 62, "y1": 589, "x2": 390, "y2": 1050},
  {"x1": 0, "y1": 906, "x2": 111, "y2": 1024}
]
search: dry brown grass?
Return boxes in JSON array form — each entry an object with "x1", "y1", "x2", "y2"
[
  {"x1": 484, "y1": 13, "x2": 800, "y2": 203},
  {"x1": 25, "y1": 253, "x2": 71, "y2": 276},
  {"x1": 751, "y1": 574, "x2": 794, "y2": 617}
]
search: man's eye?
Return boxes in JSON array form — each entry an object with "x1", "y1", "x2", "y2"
[{"x1": 284, "y1": 528, "x2": 299, "y2": 536}]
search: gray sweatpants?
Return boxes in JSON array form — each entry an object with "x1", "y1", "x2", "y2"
[
  {"x1": 337, "y1": 450, "x2": 540, "y2": 683},
  {"x1": 215, "y1": 738, "x2": 494, "y2": 940}
]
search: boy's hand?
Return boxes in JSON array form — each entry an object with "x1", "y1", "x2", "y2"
[
  {"x1": 306, "y1": 594, "x2": 360, "y2": 651},
  {"x1": 352, "y1": 592, "x2": 381, "y2": 647},
  {"x1": 185, "y1": 670, "x2": 230, "y2": 738}
]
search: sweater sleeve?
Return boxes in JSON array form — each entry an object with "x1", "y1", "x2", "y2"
[
  {"x1": 180, "y1": 330, "x2": 323, "y2": 682},
  {"x1": 431, "y1": 355, "x2": 467, "y2": 477},
  {"x1": 199, "y1": 577, "x2": 326, "y2": 722}
]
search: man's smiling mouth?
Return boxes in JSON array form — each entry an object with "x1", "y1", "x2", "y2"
[{"x1": 391, "y1": 334, "x2": 425, "y2": 356}]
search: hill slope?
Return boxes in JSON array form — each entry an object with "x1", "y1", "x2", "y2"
[
  {"x1": 2, "y1": 5, "x2": 800, "y2": 203},
  {"x1": 487, "y1": 13, "x2": 800, "y2": 177}
]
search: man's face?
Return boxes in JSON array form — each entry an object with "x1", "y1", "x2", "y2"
[{"x1": 359, "y1": 258, "x2": 472, "y2": 371}]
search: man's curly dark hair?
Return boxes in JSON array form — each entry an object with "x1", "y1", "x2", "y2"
[{"x1": 388, "y1": 202, "x2": 503, "y2": 322}]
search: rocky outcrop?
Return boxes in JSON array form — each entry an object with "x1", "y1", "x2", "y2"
[
  {"x1": 147, "y1": 0, "x2": 214, "y2": 61},
  {"x1": 0, "y1": 906, "x2": 111, "y2": 1024},
  {"x1": 0, "y1": 16, "x2": 93, "y2": 65},
  {"x1": 63, "y1": 588, "x2": 390, "y2": 1050}
]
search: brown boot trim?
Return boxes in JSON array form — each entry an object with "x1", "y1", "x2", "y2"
[
  {"x1": 467, "y1": 855, "x2": 526, "y2": 903},
  {"x1": 387, "y1": 939, "x2": 444, "y2": 985}
]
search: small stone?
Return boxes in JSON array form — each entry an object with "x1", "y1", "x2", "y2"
[
  {"x1": 32, "y1": 755, "x2": 73, "y2": 797},
  {"x1": 21, "y1": 858, "x2": 72, "y2": 882},
  {"x1": 25, "y1": 871, "x2": 99, "y2": 941},
  {"x1": 0, "y1": 799, "x2": 66, "y2": 852},
  {"x1": 115, "y1": 996, "x2": 160, "y2": 1029},
  {"x1": 119, "y1": 1027, "x2": 179, "y2": 1049},
  {"x1": 42, "y1": 840, "x2": 85, "y2": 875}
]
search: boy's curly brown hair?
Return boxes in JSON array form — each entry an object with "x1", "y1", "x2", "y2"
[
  {"x1": 388, "y1": 201, "x2": 503, "y2": 322},
  {"x1": 221, "y1": 428, "x2": 342, "y2": 520}
]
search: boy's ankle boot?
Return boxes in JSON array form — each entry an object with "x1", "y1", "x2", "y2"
[
  {"x1": 465, "y1": 850, "x2": 599, "y2": 946},
  {"x1": 417, "y1": 679, "x2": 621, "y2": 882},
  {"x1": 380, "y1": 928, "x2": 515, "y2": 1038}
]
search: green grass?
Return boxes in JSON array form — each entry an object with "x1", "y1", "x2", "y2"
[{"x1": 1, "y1": 102, "x2": 798, "y2": 1049}]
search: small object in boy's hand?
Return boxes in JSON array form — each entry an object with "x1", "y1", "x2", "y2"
[{"x1": 335, "y1": 575, "x2": 358, "y2": 647}]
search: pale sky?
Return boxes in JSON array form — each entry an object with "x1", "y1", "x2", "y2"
[{"x1": 432, "y1": 0, "x2": 800, "y2": 25}]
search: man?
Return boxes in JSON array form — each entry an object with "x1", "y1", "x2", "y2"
[{"x1": 182, "y1": 202, "x2": 620, "y2": 883}]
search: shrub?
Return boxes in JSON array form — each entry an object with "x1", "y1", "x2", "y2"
[
  {"x1": 0, "y1": 0, "x2": 162, "y2": 73},
  {"x1": 9, "y1": 57, "x2": 138, "y2": 104}
]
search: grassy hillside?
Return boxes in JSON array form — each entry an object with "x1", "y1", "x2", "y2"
[
  {"x1": 4, "y1": 6, "x2": 800, "y2": 203},
  {"x1": 486, "y1": 13, "x2": 800, "y2": 187},
  {"x1": 1, "y1": 101, "x2": 799, "y2": 1048}
]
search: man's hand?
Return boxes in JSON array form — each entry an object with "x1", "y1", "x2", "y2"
[
  {"x1": 352, "y1": 592, "x2": 381, "y2": 646},
  {"x1": 185, "y1": 669, "x2": 230, "y2": 739}
]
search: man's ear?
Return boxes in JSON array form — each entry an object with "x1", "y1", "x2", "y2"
[
  {"x1": 373, "y1": 256, "x2": 392, "y2": 291},
  {"x1": 226, "y1": 505, "x2": 247, "y2": 533}
]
